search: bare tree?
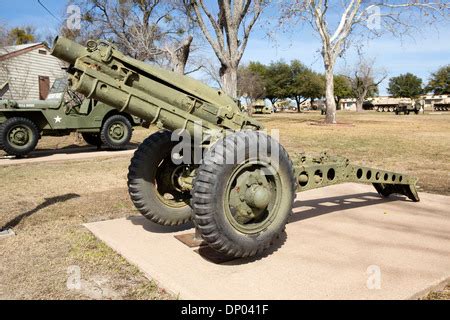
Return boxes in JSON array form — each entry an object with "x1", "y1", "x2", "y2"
[
  {"x1": 0, "y1": 24, "x2": 9, "y2": 48},
  {"x1": 199, "y1": 57, "x2": 223, "y2": 89},
  {"x1": 281, "y1": 1, "x2": 449, "y2": 124},
  {"x1": 237, "y1": 64, "x2": 266, "y2": 111},
  {"x1": 70, "y1": 0, "x2": 196, "y2": 74},
  {"x1": 186, "y1": 0, "x2": 267, "y2": 98},
  {"x1": 348, "y1": 55, "x2": 386, "y2": 112}
]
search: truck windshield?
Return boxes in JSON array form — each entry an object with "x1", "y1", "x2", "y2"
[{"x1": 47, "y1": 78, "x2": 68, "y2": 100}]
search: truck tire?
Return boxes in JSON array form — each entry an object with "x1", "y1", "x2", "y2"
[
  {"x1": 82, "y1": 133, "x2": 101, "y2": 147},
  {"x1": 101, "y1": 115, "x2": 132, "y2": 150},
  {"x1": 192, "y1": 131, "x2": 296, "y2": 258},
  {"x1": 128, "y1": 131, "x2": 193, "y2": 226},
  {"x1": 0, "y1": 117, "x2": 39, "y2": 157}
]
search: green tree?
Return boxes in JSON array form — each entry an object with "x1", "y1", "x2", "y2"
[
  {"x1": 388, "y1": 73, "x2": 423, "y2": 98},
  {"x1": 7, "y1": 27, "x2": 36, "y2": 45},
  {"x1": 334, "y1": 75, "x2": 352, "y2": 106},
  {"x1": 426, "y1": 65, "x2": 450, "y2": 95},
  {"x1": 291, "y1": 68, "x2": 325, "y2": 112},
  {"x1": 245, "y1": 59, "x2": 325, "y2": 111},
  {"x1": 263, "y1": 61, "x2": 292, "y2": 103}
]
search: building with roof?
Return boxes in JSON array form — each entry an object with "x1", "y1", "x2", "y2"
[{"x1": 0, "y1": 42, "x2": 66, "y2": 100}]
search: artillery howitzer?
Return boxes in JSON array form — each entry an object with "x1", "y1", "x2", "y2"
[{"x1": 52, "y1": 37, "x2": 420, "y2": 258}]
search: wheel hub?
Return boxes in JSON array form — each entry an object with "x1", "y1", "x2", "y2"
[
  {"x1": 109, "y1": 123, "x2": 125, "y2": 140},
  {"x1": 230, "y1": 169, "x2": 274, "y2": 225},
  {"x1": 155, "y1": 159, "x2": 194, "y2": 208},
  {"x1": 9, "y1": 127, "x2": 30, "y2": 146},
  {"x1": 245, "y1": 185, "x2": 271, "y2": 209}
]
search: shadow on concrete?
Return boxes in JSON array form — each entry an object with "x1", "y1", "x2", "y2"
[
  {"x1": 128, "y1": 216, "x2": 195, "y2": 234},
  {"x1": 127, "y1": 192, "x2": 412, "y2": 266},
  {"x1": 198, "y1": 231, "x2": 288, "y2": 266},
  {"x1": 290, "y1": 192, "x2": 405, "y2": 224},
  {"x1": 1, "y1": 194, "x2": 81, "y2": 231}
]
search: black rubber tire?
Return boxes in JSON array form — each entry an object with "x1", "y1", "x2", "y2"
[
  {"x1": 128, "y1": 131, "x2": 193, "y2": 226},
  {"x1": 192, "y1": 131, "x2": 297, "y2": 258},
  {"x1": 101, "y1": 115, "x2": 132, "y2": 150},
  {"x1": 82, "y1": 133, "x2": 101, "y2": 147},
  {"x1": 0, "y1": 117, "x2": 39, "y2": 156}
]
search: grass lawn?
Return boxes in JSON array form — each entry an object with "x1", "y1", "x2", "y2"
[{"x1": 0, "y1": 111, "x2": 448, "y2": 299}]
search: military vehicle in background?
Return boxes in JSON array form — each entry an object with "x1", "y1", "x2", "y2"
[
  {"x1": 0, "y1": 78, "x2": 141, "y2": 156},
  {"x1": 51, "y1": 36, "x2": 420, "y2": 259},
  {"x1": 394, "y1": 102, "x2": 422, "y2": 115},
  {"x1": 369, "y1": 97, "x2": 411, "y2": 112},
  {"x1": 431, "y1": 96, "x2": 450, "y2": 111},
  {"x1": 274, "y1": 100, "x2": 289, "y2": 113},
  {"x1": 251, "y1": 99, "x2": 273, "y2": 114},
  {"x1": 365, "y1": 97, "x2": 422, "y2": 115}
]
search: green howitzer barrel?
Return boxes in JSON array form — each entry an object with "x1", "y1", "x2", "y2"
[
  {"x1": 51, "y1": 36, "x2": 261, "y2": 137},
  {"x1": 52, "y1": 36, "x2": 420, "y2": 259}
]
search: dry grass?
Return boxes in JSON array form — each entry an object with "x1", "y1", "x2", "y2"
[
  {"x1": 423, "y1": 285, "x2": 450, "y2": 300},
  {"x1": 0, "y1": 111, "x2": 448, "y2": 300},
  {"x1": 256, "y1": 112, "x2": 450, "y2": 195},
  {"x1": 0, "y1": 157, "x2": 172, "y2": 300}
]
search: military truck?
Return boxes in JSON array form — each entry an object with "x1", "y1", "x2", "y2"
[
  {"x1": 251, "y1": 99, "x2": 273, "y2": 114},
  {"x1": 394, "y1": 101, "x2": 422, "y2": 115},
  {"x1": 0, "y1": 78, "x2": 141, "y2": 156}
]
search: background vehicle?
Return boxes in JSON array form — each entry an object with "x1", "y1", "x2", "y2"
[
  {"x1": 394, "y1": 101, "x2": 422, "y2": 115},
  {"x1": 364, "y1": 97, "x2": 422, "y2": 115},
  {"x1": 251, "y1": 99, "x2": 273, "y2": 114},
  {"x1": 0, "y1": 78, "x2": 141, "y2": 156},
  {"x1": 432, "y1": 97, "x2": 450, "y2": 111}
]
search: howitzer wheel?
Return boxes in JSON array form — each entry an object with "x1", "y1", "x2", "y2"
[
  {"x1": 192, "y1": 131, "x2": 296, "y2": 258},
  {"x1": 128, "y1": 131, "x2": 193, "y2": 226}
]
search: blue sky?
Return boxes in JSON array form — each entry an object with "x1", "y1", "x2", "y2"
[{"x1": 1, "y1": 0, "x2": 449, "y2": 95}]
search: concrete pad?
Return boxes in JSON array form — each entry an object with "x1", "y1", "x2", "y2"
[{"x1": 85, "y1": 183, "x2": 450, "y2": 300}]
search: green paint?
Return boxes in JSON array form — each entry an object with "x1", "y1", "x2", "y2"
[
  {"x1": 51, "y1": 36, "x2": 420, "y2": 256},
  {"x1": 0, "y1": 78, "x2": 141, "y2": 156}
]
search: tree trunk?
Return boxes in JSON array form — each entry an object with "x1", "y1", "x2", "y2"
[
  {"x1": 356, "y1": 88, "x2": 368, "y2": 112},
  {"x1": 356, "y1": 99, "x2": 364, "y2": 112},
  {"x1": 325, "y1": 66, "x2": 337, "y2": 124},
  {"x1": 220, "y1": 64, "x2": 238, "y2": 98},
  {"x1": 170, "y1": 36, "x2": 193, "y2": 75}
]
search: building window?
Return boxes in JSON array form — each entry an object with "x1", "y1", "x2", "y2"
[{"x1": 38, "y1": 50, "x2": 47, "y2": 55}]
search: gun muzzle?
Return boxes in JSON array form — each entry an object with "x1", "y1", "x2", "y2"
[{"x1": 51, "y1": 36, "x2": 88, "y2": 65}]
